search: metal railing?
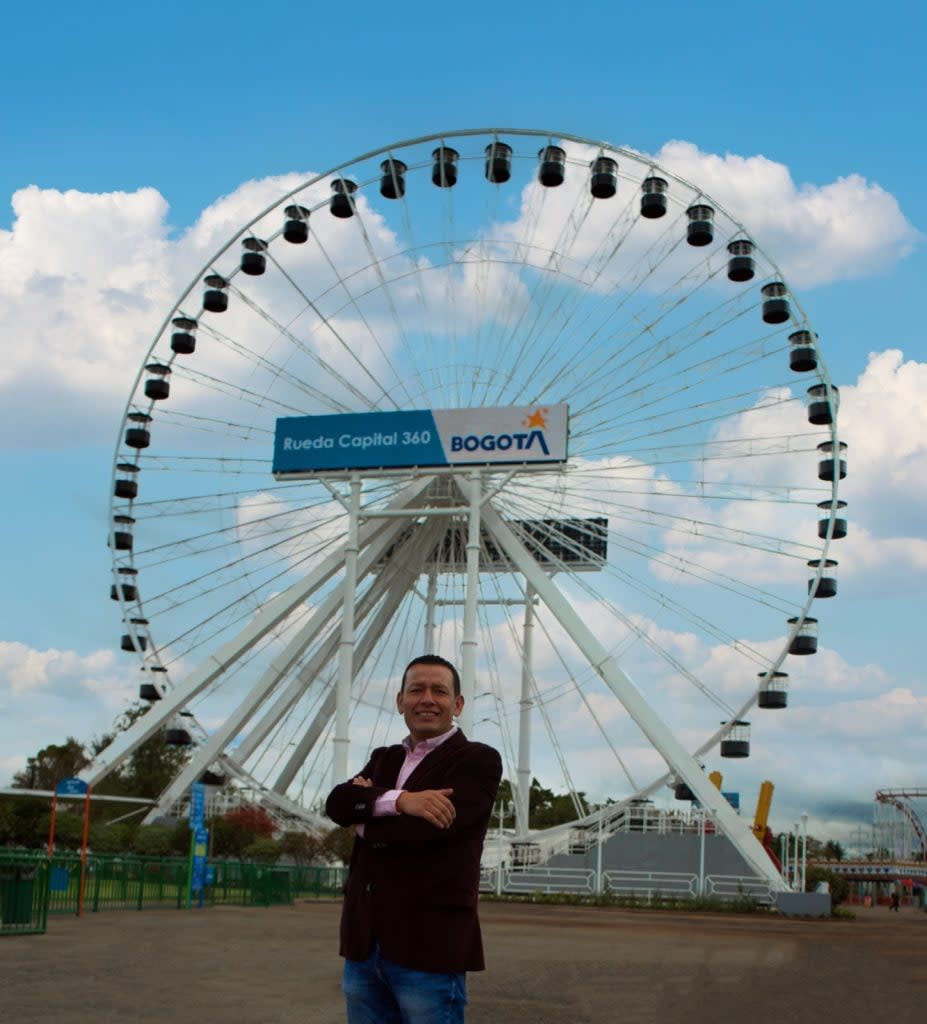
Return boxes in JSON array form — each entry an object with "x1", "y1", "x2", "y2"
[
  {"x1": 704, "y1": 874, "x2": 775, "y2": 905},
  {"x1": 484, "y1": 866, "x2": 598, "y2": 895},
  {"x1": 489, "y1": 806, "x2": 720, "y2": 864},
  {"x1": 603, "y1": 869, "x2": 698, "y2": 899},
  {"x1": 479, "y1": 863, "x2": 771, "y2": 905}
]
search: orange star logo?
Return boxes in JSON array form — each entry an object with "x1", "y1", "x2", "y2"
[{"x1": 523, "y1": 407, "x2": 548, "y2": 429}]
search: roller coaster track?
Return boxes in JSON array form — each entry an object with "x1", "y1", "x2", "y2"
[{"x1": 876, "y1": 789, "x2": 927, "y2": 857}]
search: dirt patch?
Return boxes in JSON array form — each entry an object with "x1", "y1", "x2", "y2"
[{"x1": 0, "y1": 901, "x2": 923, "y2": 1023}]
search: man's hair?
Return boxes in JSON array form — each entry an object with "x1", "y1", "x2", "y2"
[{"x1": 400, "y1": 654, "x2": 461, "y2": 696}]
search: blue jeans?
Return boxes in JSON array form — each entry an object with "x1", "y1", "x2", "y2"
[{"x1": 342, "y1": 943, "x2": 467, "y2": 1023}]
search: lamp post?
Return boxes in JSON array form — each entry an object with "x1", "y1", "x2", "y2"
[
  {"x1": 793, "y1": 822, "x2": 801, "y2": 889},
  {"x1": 698, "y1": 809, "x2": 707, "y2": 897},
  {"x1": 495, "y1": 799, "x2": 512, "y2": 896},
  {"x1": 800, "y1": 812, "x2": 809, "y2": 893}
]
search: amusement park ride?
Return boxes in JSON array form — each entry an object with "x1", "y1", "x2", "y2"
[
  {"x1": 875, "y1": 789, "x2": 927, "y2": 859},
  {"x1": 89, "y1": 129, "x2": 845, "y2": 898}
]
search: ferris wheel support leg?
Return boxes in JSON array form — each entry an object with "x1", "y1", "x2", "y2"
[
  {"x1": 214, "y1": 756, "x2": 327, "y2": 830},
  {"x1": 516, "y1": 583, "x2": 535, "y2": 837},
  {"x1": 459, "y1": 469, "x2": 482, "y2": 736},
  {"x1": 480, "y1": 502, "x2": 789, "y2": 893},
  {"x1": 273, "y1": 517, "x2": 448, "y2": 794},
  {"x1": 424, "y1": 571, "x2": 437, "y2": 653},
  {"x1": 141, "y1": 510, "x2": 419, "y2": 822},
  {"x1": 235, "y1": 522, "x2": 415, "y2": 768},
  {"x1": 85, "y1": 475, "x2": 436, "y2": 787},
  {"x1": 333, "y1": 477, "x2": 362, "y2": 788}
]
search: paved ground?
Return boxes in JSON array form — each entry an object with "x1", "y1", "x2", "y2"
[{"x1": 1, "y1": 900, "x2": 924, "y2": 1023}]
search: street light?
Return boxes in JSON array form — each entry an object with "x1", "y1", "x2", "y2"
[
  {"x1": 495, "y1": 799, "x2": 513, "y2": 896},
  {"x1": 793, "y1": 822, "x2": 801, "y2": 889},
  {"x1": 801, "y1": 812, "x2": 809, "y2": 892}
]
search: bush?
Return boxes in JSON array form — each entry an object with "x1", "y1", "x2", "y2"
[
  {"x1": 131, "y1": 825, "x2": 175, "y2": 857},
  {"x1": 244, "y1": 838, "x2": 282, "y2": 863},
  {"x1": 88, "y1": 822, "x2": 131, "y2": 853},
  {"x1": 47, "y1": 810, "x2": 84, "y2": 850},
  {"x1": 209, "y1": 805, "x2": 277, "y2": 859},
  {"x1": 805, "y1": 866, "x2": 849, "y2": 906}
]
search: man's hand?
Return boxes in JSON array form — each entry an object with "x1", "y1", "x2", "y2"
[
  {"x1": 352, "y1": 776, "x2": 372, "y2": 787},
  {"x1": 396, "y1": 789, "x2": 456, "y2": 829}
]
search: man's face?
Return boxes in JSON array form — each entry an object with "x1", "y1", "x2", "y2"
[{"x1": 397, "y1": 663, "x2": 464, "y2": 743}]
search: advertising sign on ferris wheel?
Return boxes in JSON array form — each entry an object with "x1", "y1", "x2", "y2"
[{"x1": 272, "y1": 403, "x2": 569, "y2": 476}]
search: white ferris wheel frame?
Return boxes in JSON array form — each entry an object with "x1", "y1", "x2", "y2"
[{"x1": 91, "y1": 129, "x2": 845, "y2": 894}]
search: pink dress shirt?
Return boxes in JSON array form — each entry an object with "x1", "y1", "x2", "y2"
[{"x1": 356, "y1": 725, "x2": 459, "y2": 837}]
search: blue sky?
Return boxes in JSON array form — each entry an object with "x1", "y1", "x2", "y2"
[{"x1": 1, "y1": 0, "x2": 925, "y2": 843}]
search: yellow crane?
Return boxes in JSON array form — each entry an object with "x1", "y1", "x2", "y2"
[{"x1": 753, "y1": 780, "x2": 774, "y2": 842}]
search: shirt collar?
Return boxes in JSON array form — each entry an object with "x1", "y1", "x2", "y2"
[{"x1": 402, "y1": 723, "x2": 459, "y2": 753}]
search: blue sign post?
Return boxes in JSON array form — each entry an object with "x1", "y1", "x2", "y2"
[
  {"x1": 55, "y1": 777, "x2": 89, "y2": 797},
  {"x1": 187, "y1": 783, "x2": 208, "y2": 908},
  {"x1": 50, "y1": 777, "x2": 92, "y2": 915},
  {"x1": 189, "y1": 782, "x2": 206, "y2": 831}
]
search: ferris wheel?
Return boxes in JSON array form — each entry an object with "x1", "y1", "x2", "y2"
[{"x1": 91, "y1": 129, "x2": 843, "y2": 887}]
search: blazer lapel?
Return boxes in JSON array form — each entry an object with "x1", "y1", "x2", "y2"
[
  {"x1": 403, "y1": 729, "x2": 467, "y2": 789},
  {"x1": 375, "y1": 745, "x2": 407, "y2": 788}
]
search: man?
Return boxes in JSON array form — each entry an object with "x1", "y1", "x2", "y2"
[{"x1": 325, "y1": 654, "x2": 502, "y2": 1023}]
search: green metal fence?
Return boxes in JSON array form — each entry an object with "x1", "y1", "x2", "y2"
[
  {"x1": 291, "y1": 864, "x2": 347, "y2": 899},
  {"x1": 0, "y1": 850, "x2": 347, "y2": 921},
  {"x1": 0, "y1": 855, "x2": 50, "y2": 935},
  {"x1": 209, "y1": 860, "x2": 346, "y2": 906}
]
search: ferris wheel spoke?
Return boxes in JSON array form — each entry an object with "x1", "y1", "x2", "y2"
[
  {"x1": 226, "y1": 273, "x2": 390, "y2": 412},
  {"x1": 173, "y1": 339, "x2": 345, "y2": 416},
  {"x1": 484, "y1": 566, "x2": 641, "y2": 795}
]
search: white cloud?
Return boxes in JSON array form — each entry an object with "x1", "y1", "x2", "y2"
[
  {"x1": 0, "y1": 640, "x2": 117, "y2": 696},
  {"x1": 837, "y1": 349, "x2": 927, "y2": 536},
  {"x1": 1, "y1": 141, "x2": 917, "y2": 451},
  {"x1": 0, "y1": 173, "x2": 407, "y2": 448},
  {"x1": 0, "y1": 640, "x2": 138, "y2": 783},
  {"x1": 639, "y1": 348, "x2": 927, "y2": 597},
  {"x1": 651, "y1": 141, "x2": 920, "y2": 287}
]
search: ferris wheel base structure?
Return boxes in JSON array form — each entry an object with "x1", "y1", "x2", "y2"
[{"x1": 90, "y1": 459, "x2": 789, "y2": 891}]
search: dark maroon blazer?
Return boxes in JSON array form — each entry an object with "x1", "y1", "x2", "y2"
[{"x1": 325, "y1": 729, "x2": 502, "y2": 973}]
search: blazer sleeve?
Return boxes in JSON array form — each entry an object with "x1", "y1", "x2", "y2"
[
  {"x1": 324, "y1": 747, "x2": 394, "y2": 827},
  {"x1": 362, "y1": 743, "x2": 502, "y2": 844}
]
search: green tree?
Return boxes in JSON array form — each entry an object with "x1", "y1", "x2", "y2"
[
  {"x1": 208, "y1": 805, "x2": 277, "y2": 859},
  {"x1": 493, "y1": 779, "x2": 516, "y2": 828},
  {"x1": 805, "y1": 865, "x2": 849, "y2": 906},
  {"x1": 528, "y1": 778, "x2": 588, "y2": 829},
  {"x1": 822, "y1": 839, "x2": 845, "y2": 861},
  {"x1": 0, "y1": 800, "x2": 14, "y2": 845},
  {"x1": 322, "y1": 826, "x2": 355, "y2": 865},
  {"x1": 45, "y1": 809, "x2": 84, "y2": 851},
  {"x1": 169, "y1": 819, "x2": 194, "y2": 855},
  {"x1": 491, "y1": 777, "x2": 590, "y2": 830},
  {"x1": 0, "y1": 795, "x2": 49, "y2": 848},
  {"x1": 12, "y1": 738, "x2": 90, "y2": 791},
  {"x1": 93, "y1": 704, "x2": 192, "y2": 801},
  {"x1": 280, "y1": 830, "x2": 325, "y2": 865}
]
